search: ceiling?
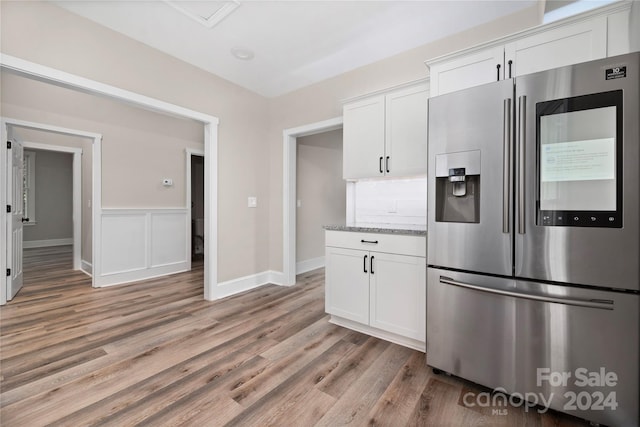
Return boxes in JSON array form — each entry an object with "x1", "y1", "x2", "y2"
[{"x1": 53, "y1": 1, "x2": 538, "y2": 98}]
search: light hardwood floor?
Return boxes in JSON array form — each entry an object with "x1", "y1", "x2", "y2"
[{"x1": 1, "y1": 246, "x2": 590, "y2": 426}]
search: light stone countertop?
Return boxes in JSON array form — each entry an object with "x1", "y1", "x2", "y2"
[{"x1": 323, "y1": 224, "x2": 426, "y2": 237}]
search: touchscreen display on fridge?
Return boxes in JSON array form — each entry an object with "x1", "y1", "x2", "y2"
[{"x1": 536, "y1": 90, "x2": 622, "y2": 227}]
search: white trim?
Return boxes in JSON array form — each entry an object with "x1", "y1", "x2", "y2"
[
  {"x1": 341, "y1": 77, "x2": 429, "y2": 105},
  {"x1": 296, "y1": 256, "x2": 325, "y2": 275},
  {"x1": 329, "y1": 315, "x2": 425, "y2": 352},
  {"x1": 81, "y1": 259, "x2": 93, "y2": 276},
  {"x1": 216, "y1": 270, "x2": 287, "y2": 300},
  {"x1": 21, "y1": 141, "x2": 83, "y2": 154},
  {"x1": 23, "y1": 141, "x2": 83, "y2": 270},
  {"x1": 23, "y1": 238, "x2": 73, "y2": 249},
  {"x1": 97, "y1": 263, "x2": 189, "y2": 288},
  {"x1": 0, "y1": 54, "x2": 218, "y2": 124},
  {"x1": 22, "y1": 151, "x2": 36, "y2": 224},
  {"x1": 185, "y1": 148, "x2": 205, "y2": 272},
  {"x1": 282, "y1": 117, "x2": 343, "y2": 286},
  {"x1": 0, "y1": 54, "x2": 220, "y2": 303}
]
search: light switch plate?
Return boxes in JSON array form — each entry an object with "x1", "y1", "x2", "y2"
[{"x1": 248, "y1": 196, "x2": 257, "y2": 208}]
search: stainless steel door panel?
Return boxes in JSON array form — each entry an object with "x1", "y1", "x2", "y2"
[
  {"x1": 515, "y1": 53, "x2": 640, "y2": 290},
  {"x1": 513, "y1": 285, "x2": 639, "y2": 427},
  {"x1": 427, "y1": 79, "x2": 513, "y2": 276},
  {"x1": 427, "y1": 268, "x2": 517, "y2": 391},
  {"x1": 427, "y1": 268, "x2": 639, "y2": 426}
]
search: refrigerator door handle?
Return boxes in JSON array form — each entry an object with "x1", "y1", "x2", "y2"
[
  {"x1": 439, "y1": 276, "x2": 614, "y2": 310},
  {"x1": 503, "y1": 98, "x2": 511, "y2": 234},
  {"x1": 517, "y1": 95, "x2": 526, "y2": 235}
]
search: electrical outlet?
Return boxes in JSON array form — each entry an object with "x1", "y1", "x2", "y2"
[{"x1": 248, "y1": 197, "x2": 257, "y2": 208}]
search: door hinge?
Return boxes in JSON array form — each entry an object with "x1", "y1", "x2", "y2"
[
  {"x1": 6, "y1": 269, "x2": 10, "y2": 277},
  {"x1": 6, "y1": 205, "x2": 11, "y2": 213},
  {"x1": 6, "y1": 141, "x2": 11, "y2": 149}
]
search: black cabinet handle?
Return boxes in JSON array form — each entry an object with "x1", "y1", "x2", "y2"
[
  {"x1": 360, "y1": 239, "x2": 378, "y2": 244},
  {"x1": 370, "y1": 256, "x2": 375, "y2": 274},
  {"x1": 385, "y1": 156, "x2": 390, "y2": 174},
  {"x1": 508, "y1": 60, "x2": 513, "y2": 78},
  {"x1": 363, "y1": 255, "x2": 368, "y2": 273},
  {"x1": 496, "y1": 63, "x2": 501, "y2": 81},
  {"x1": 379, "y1": 157, "x2": 383, "y2": 174},
  {"x1": 21, "y1": 217, "x2": 29, "y2": 223}
]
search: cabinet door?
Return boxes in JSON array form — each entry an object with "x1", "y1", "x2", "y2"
[
  {"x1": 369, "y1": 252, "x2": 425, "y2": 341},
  {"x1": 343, "y1": 95, "x2": 385, "y2": 179},
  {"x1": 429, "y1": 45, "x2": 504, "y2": 97},
  {"x1": 507, "y1": 15, "x2": 607, "y2": 77},
  {"x1": 385, "y1": 85, "x2": 428, "y2": 177},
  {"x1": 325, "y1": 247, "x2": 370, "y2": 324}
]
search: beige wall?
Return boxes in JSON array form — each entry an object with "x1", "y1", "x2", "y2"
[
  {"x1": 11, "y1": 127, "x2": 94, "y2": 264},
  {"x1": 23, "y1": 149, "x2": 73, "y2": 242},
  {"x1": 266, "y1": 5, "x2": 541, "y2": 271},
  {"x1": 296, "y1": 129, "x2": 345, "y2": 262},
  {"x1": 1, "y1": 1, "x2": 270, "y2": 282},
  {"x1": 1, "y1": 0, "x2": 543, "y2": 282}
]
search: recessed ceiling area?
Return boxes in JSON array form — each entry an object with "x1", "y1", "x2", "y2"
[
  {"x1": 164, "y1": 1, "x2": 240, "y2": 29},
  {"x1": 53, "y1": 1, "x2": 538, "y2": 98}
]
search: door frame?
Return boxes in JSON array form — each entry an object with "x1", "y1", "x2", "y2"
[
  {"x1": 185, "y1": 148, "x2": 205, "y2": 271},
  {"x1": 282, "y1": 117, "x2": 343, "y2": 286},
  {"x1": 21, "y1": 141, "x2": 83, "y2": 272},
  {"x1": 2, "y1": 118, "x2": 101, "y2": 305},
  {"x1": 0, "y1": 53, "x2": 219, "y2": 304}
]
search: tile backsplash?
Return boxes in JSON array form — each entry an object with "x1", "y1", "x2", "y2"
[{"x1": 352, "y1": 177, "x2": 427, "y2": 227}]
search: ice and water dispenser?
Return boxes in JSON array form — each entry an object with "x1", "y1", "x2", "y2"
[{"x1": 435, "y1": 150, "x2": 480, "y2": 223}]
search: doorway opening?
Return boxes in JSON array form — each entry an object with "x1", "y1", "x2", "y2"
[
  {"x1": 186, "y1": 149, "x2": 205, "y2": 270},
  {"x1": 282, "y1": 117, "x2": 343, "y2": 286},
  {"x1": 2, "y1": 120, "x2": 92, "y2": 303},
  {"x1": 295, "y1": 129, "x2": 345, "y2": 275}
]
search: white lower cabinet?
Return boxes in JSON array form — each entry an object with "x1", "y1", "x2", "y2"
[
  {"x1": 324, "y1": 230, "x2": 426, "y2": 351},
  {"x1": 325, "y1": 247, "x2": 370, "y2": 324},
  {"x1": 369, "y1": 252, "x2": 426, "y2": 341}
]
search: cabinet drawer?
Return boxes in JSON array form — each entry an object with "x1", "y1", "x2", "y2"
[{"x1": 325, "y1": 230, "x2": 426, "y2": 257}]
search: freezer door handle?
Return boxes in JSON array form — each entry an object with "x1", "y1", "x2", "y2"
[
  {"x1": 502, "y1": 98, "x2": 511, "y2": 234},
  {"x1": 517, "y1": 95, "x2": 526, "y2": 235},
  {"x1": 439, "y1": 276, "x2": 614, "y2": 310}
]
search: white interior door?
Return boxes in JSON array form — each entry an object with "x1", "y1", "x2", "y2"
[{"x1": 7, "y1": 139, "x2": 24, "y2": 300}]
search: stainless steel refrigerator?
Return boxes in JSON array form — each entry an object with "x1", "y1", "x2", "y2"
[{"x1": 427, "y1": 52, "x2": 639, "y2": 426}]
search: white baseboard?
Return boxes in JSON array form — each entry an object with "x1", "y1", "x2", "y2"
[
  {"x1": 23, "y1": 238, "x2": 73, "y2": 249},
  {"x1": 296, "y1": 256, "x2": 325, "y2": 275},
  {"x1": 81, "y1": 260, "x2": 93, "y2": 276},
  {"x1": 329, "y1": 315, "x2": 426, "y2": 353},
  {"x1": 95, "y1": 262, "x2": 189, "y2": 288},
  {"x1": 215, "y1": 270, "x2": 287, "y2": 300}
]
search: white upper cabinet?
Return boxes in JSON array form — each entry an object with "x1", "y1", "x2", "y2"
[
  {"x1": 343, "y1": 82, "x2": 428, "y2": 180},
  {"x1": 342, "y1": 95, "x2": 386, "y2": 179},
  {"x1": 428, "y1": 45, "x2": 505, "y2": 97},
  {"x1": 506, "y1": 15, "x2": 607, "y2": 78},
  {"x1": 385, "y1": 84, "x2": 429, "y2": 178},
  {"x1": 427, "y1": 2, "x2": 632, "y2": 97}
]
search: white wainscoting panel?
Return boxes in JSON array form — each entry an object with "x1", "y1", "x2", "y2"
[
  {"x1": 101, "y1": 212, "x2": 147, "y2": 274},
  {"x1": 98, "y1": 209, "x2": 188, "y2": 287},
  {"x1": 151, "y1": 212, "x2": 188, "y2": 267}
]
